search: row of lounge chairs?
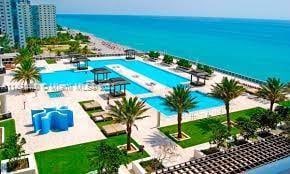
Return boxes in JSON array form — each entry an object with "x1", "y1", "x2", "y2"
[{"x1": 80, "y1": 100, "x2": 126, "y2": 137}]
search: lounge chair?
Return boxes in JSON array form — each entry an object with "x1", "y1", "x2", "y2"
[
  {"x1": 91, "y1": 112, "x2": 113, "y2": 122},
  {"x1": 102, "y1": 123, "x2": 126, "y2": 136},
  {"x1": 82, "y1": 100, "x2": 102, "y2": 111}
]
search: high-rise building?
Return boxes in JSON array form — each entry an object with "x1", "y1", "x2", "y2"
[
  {"x1": 0, "y1": 0, "x2": 56, "y2": 47},
  {"x1": 0, "y1": 0, "x2": 16, "y2": 46},
  {"x1": 32, "y1": 4, "x2": 57, "y2": 39}
]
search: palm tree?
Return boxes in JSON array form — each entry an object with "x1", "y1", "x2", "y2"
[
  {"x1": 258, "y1": 78, "x2": 286, "y2": 111},
  {"x1": 14, "y1": 48, "x2": 32, "y2": 65},
  {"x1": 164, "y1": 85, "x2": 197, "y2": 139},
  {"x1": 12, "y1": 57, "x2": 41, "y2": 91},
  {"x1": 211, "y1": 77, "x2": 245, "y2": 132},
  {"x1": 109, "y1": 97, "x2": 148, "y2": 151},
  {"x1": 81, "y1": 46, "x2": 90, "y2": 55}
]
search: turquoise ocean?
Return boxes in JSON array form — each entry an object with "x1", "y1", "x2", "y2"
[{"x1": 57, "y1": 15, "x2": 290, "y2": 82}]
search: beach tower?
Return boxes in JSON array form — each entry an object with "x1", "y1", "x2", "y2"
[{"x1": 0, "y1": 47, "x2": 8, "y2": 114}]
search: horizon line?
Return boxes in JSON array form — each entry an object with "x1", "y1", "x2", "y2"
[{"x1": 56, "y1": 13, "x2": 290, "y2": 22}]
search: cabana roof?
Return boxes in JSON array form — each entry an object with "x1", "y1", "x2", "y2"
[
  {"x1": 75, "y1": 57, "x2": 90, "y2": 62},
  {"x1": 124, "y1": 49, "x2": 137, "y2": 53},
  {"x1": 108, "y1": 77, "x2": 130, "y2": 86},
  {"x1": 157, "y1": 135, "x2": 289, "y2": 174},
  {"x1": 188, "y1": 69, "x2": 209, "y2": 78},
  {"x1": 90, "y1": 67, "x2": 111, "y2": 74}
]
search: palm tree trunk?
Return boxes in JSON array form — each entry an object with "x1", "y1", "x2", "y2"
[
  {"x1": 270, "y1": 101, "x2": 274, "y2": 111},
  {"x1": 27, "y1": 79, "x2": 30, "y2": 91},
  {"x1": 127, "y1": 125, "x2": 132, "y2": 151},
  {"x1": 225, "y1": 102, "x2": 231, "y2": 132},
  {"x1": 177, "y1": 112, "x2": 182, "y2": 139}
]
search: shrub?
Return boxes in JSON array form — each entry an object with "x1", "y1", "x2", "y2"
[
  {"x1": 2, "y1": 134, "x2": 26, "y2": 171},
  {"x1": 148, "y1": 51, "x2": 160, "y2": 58},
  {"x1": 88, "y1": 142, "x2": 128, "y2": 174},
  {"x1": 236, "y1": 117, "x2": 258, "y2": 140},
  {"x1": 177, "y1": 59, "x2": 192, "y2": 68},
  {"x1": 251, "y1": 109, "x2": 280, "y2": 131},
  {"x1": 197, "y1": 63, "x2": 214, "y2": 75},
  {"x1": 163, "y1": 55, "x2": 174, "y2": 64},
  {"x1": 209, "y1": 123, "x2": 230, "y2": 148}
]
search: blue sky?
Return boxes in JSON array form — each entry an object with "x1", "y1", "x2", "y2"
[{"x1": 31, "y1": 0, "x2": 290, "y2": 20}]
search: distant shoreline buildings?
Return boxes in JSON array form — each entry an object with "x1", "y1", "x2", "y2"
[{"x1": 0, "y1": 0, "x2": 56, "y2": 47}]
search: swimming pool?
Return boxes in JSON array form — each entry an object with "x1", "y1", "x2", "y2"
[
  {"x1": 41, "y1": 58, "x2": 189, "y2": 95},
  {"x1": 41, "y1": 69, "x2": 150, "y2": 95},
  {"x1": 47, "y1": 91, "x2": 64, "y2": 98},
  {"x1": 89, "y1": 59, "x2": 189, "y2": 88},
  {"x1": 247, "y1": 156, "x2": 290, "y2": 174},
  {"x1": 142, "y1": 91, "x2": 223, "y2": 117}
]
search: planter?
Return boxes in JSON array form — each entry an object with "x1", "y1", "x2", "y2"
[
  {"x1": 170, "y1": 132, "x2": 191, "y2": 142},
  {"x1": 257, "y1": 131, "x2": 273, "y2": 138},
  {"x1": 1, "y1": 155, "x2": 37, "y2": 174},
  {"x1": 201, "y1": 147, "x2": 220, "y2": 155},
  {"x1": 117, "y1": 143, "x2": 139, "y2": 154},
  {"x1": 131, "y1": 157, "x2": 154, "y2": 174},
  {"x1": 176, "y1": 66, "x2": 191, "y2": 72},
  {"x1": 139, "y1": 159, "x2": 164, "y2": 174},
  {"x1": 0, "y1": 127, "x2": 4, "y2": 145}
]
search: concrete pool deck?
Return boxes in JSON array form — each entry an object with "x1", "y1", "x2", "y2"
[{"x1": 5, "y1": 56, "x2": 270, "y2": 162}]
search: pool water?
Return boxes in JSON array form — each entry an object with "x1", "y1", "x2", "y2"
[
  {"x1": 47, "y1": 91, "x2": 64, "y2": 98},
  {"x1": 247, "y1": 156, "x2": 290, "y2": 174},
  {"x1": 41, "y1": 59, "x2": 188, "y2": 95},
  {"x1": 142, "y1": 91, "x2": 223, "y2": 117},
  {"x1": 88, "y1": 59, "x2": 188, "y2": 88}
]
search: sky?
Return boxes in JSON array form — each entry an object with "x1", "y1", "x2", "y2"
[{"x1": 31, "y1": 0, "x2": 290, "y2": 20}]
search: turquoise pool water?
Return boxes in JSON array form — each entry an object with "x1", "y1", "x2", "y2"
[
  {"x1": 41, "y1": 69, "x2": 149, "y2": 95},
  {"x1": 89, "y1": 59, "x2": 188, "y2": 88},
  {"x1": 247, "y1": 157, "x2": 290, "y2": 174},
  {"x1": 47, "y1": 91, "x2": 64, "y2": 98},
  {"x1": 142, "y1": 91, "x2": 223, "y2": 116},
  {"x1": 41, "y1": 59, "x2": 188, "y2": 95}
]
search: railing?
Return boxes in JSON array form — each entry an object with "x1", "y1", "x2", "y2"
[
  {"x1": 0, "y1": 86, "x2": 8, "y2": 93},
  {"x1": 156, "y1": 51, "x2": 266, "y2": 85},
  {"x1": 0, "y1": 67, "x2": 6, "y2": 74}
]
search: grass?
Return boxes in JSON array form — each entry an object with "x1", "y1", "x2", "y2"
[
  {"x1": 159, "y1": 108, "x2": 261, "y2": 148},
  {"x1": 35, "y1": 135, "x2": 149, "y2": 174},
  {"x1": 279, "y1": 100, "x2": 290, "y2": 107},
  {"x1": 0, "y1": 119, "x2": 16, "y2": 160},
  {"x1": 45, "y1": 58, "x2": 57, "y2": 64}
]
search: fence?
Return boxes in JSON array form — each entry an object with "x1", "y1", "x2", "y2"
[{"x1": 156, "y1": 51, "x2": 266, "y2": 85}]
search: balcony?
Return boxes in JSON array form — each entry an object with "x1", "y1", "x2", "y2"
[
  {"x1": 0, "y1": 67, "x2": 6, "y2": 74},
  {"x1": 0, "y1": 86, "x2": 8, "y2": 93}
]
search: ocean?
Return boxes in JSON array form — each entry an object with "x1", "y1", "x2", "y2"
[{"x1": 57, "y1": 14, "x2": 290, "y2": 82}]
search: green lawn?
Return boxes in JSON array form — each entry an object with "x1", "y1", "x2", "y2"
[
  {"x1": 279, "y1": 100, "x2": 290, "y2": 107},
  {"x1": 0, "y1": 119, "x2": 16, "y2": 160},
  {"x1": 35, "y1": 135, "x2": 149, "y2": 174},
  {"x1": 45, "y1": 58, "x2": 57, "y2": 64},
  {"x1": 159, "y1": 108, "x2": 261, "y2": 148}
]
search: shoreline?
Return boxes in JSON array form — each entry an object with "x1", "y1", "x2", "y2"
[{"x1": 66, "y1": 28, "x2": 268, "y2": 86}]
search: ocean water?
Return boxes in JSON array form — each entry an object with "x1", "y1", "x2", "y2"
[{"x1": 57, "y1": 15, "x2": 290, "y2": 82}]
